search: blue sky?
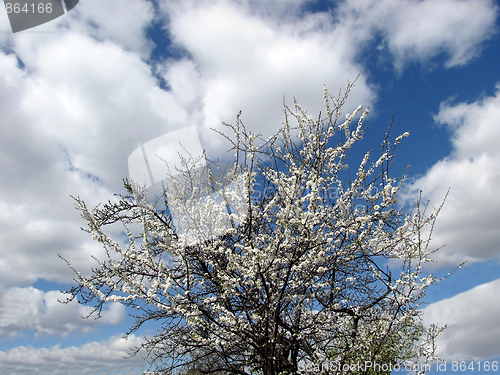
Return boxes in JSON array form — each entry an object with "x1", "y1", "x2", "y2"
[{"x1": 0, "y1": 0, "x2": 499, "y2": 374}]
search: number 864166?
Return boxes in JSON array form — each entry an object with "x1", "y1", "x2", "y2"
[{"x1": 5, "y1": 2, "x2": 53, "y2": 14}]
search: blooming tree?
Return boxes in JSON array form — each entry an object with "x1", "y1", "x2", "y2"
[{"x1": 61, "y1": 83, "x2": 448, "y2": 375}]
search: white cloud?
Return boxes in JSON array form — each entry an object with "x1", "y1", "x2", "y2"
[
  {"x1": 156, "y1": 0, "x2": 498, "y2": 152},
  {"x1": 63, "y1": 0, "x2": 155, "y2": 58},
  {"x1": 423, "y1": 278, "x2": 500, "y2": 360},
  {"x1": 18, "y1": 31, "x2": 179, "y2": 185},
  {"x1": 0, "y1": 287, "x2": 125, "y2": 338},
  {"x1": 0, "y1": 0, "x2": 154, "y2": 59},
  {"x1": 0, "y1": 334, "x2": 146, "y2": 375},
  {"x1": 0, "y1": 0, "x2": 497, "y2": 359},
  {"x1": 0, "y1": 30, "x2": 190, "y2": 286},
  {"x1": 160, "y1": 0, "x2": 375, "y2": 151},
  {"x1": 402, "y1": 83, "x2": 500, "y2": 265},
  {"x1": 336, "y1": 0, "x2": 498, "y2": 70}
]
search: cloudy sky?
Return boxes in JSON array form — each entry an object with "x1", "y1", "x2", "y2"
[{"x1": 0, "y1": 0, "x2": 499, "y2": 373}]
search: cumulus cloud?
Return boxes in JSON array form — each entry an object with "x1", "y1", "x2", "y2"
[
  {"x1": 423, "y1": 278, "x2": 500, "y2": 360},
  {"x1": 63, "y1": 0, "x2": 155, "y2": 58},
  {"x1": 0, "y1": 1, "x2": 498, "y2": 368},
  {"x1": 155, "y1": 0, "x2": 499, "y2": 151},
  {"x1": 160, "y1": 0, "x2": 375, "y2": 150},
  {"x1": 0, "y1": 29, "x2": 190, "y2": 286},
  {"x1": 402, "y1": 83, "x2": 500, "y2": 265},
  {"x1": 0, "y1": 287, "x2": 125, "y2": 338},
  {"x1": 0, "y1": 334, "x2": 146, "y2": 375},
  {"x1": 1, "y1": 0, "x2": 494, "y2": 287},
  {"x1": 336, "y1": 0, "x2": 498, "y2": 70},
  {"x1": 0, "y1": 0, "x2": 154, "y2": 59}
]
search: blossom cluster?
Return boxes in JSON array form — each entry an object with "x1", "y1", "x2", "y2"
[{"x1": 61, "y1": 83, "x2": 447, "y2": 375}]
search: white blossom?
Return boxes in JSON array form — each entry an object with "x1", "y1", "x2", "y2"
[{"x1": 61, "y1": 83, "x2": 448, "y2": 375}]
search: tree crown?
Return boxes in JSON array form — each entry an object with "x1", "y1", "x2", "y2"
[{"x1": 61, "y1": 82, "x2": 448, "y2": 375}]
